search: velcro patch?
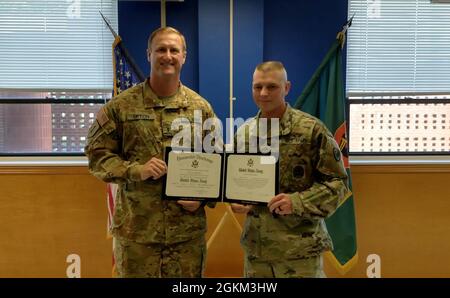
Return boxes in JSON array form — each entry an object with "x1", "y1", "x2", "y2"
[{"x1": 96, "y1": 107, "x2": 109, "y2": 127}]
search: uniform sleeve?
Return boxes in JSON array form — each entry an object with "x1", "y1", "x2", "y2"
[
  {"x1": 290, "y1": 124, "x2": 349, "y2": 219},
  {"x1": 84, "y1": 104, "x2": 143, "y2": 184},
  {"x1": 202, "y1": 100, "x2": 223, "y2": 147},
  {"x1": 204, "y1": 101, "x2": 219, "y2": 209}
]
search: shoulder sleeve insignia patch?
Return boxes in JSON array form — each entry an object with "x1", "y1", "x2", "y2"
[{"x1": 333, "y1": 147, "x2": 341, "y2": 161}]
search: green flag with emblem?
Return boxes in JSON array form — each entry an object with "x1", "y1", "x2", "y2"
[{"x1": 293, "y1": 26, "x2": 358, "y2": 274}]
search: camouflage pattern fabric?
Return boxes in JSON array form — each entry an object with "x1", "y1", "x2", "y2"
[
  {"x1": 114, "y1": 236, "x2": 206, "y2": 278},
  {"x1": 244, "y1": 255, "x2": 325, "y2": 278},
  {"x1": 236, "y1": 104, "x2": 348, "y2": 277},
  {"x1": 85, "y1": 78, "x2": 215, "y2": 245}
]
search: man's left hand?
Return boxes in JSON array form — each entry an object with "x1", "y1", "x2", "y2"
[
  {"x1": 177, "y1": 200, "x2": 202, "y2": 212},
  {"x1": 268, "y1": 193, "x2": 293, "y2": 215}
]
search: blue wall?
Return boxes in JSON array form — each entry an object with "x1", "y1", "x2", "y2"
[
  {"x1": 233, "y1": 0, "x2": 264, "y2": 121},
  {"x1": 118, "y1": 0, "x2": 348, "y2": 122},
  {"x1": 118, "y1": 0, "x2": 199, "y2": 89},
  {"x1": 198, "y1": 0, "x2": 264, "y2": 122},
  {"x1": 198, "y1": 0, "x2": 230, "y2": 122},
  {"x1": 166, "y1": 0, "x2": 199, "y2": 90},
  {"x1": 118, "y1": 1, "x2": 160, "y2": 77},
  {"x1": 263, "y1": 0, "x2": 347, "y2": 104}
]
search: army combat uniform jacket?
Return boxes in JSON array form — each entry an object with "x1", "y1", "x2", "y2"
[
  {"x1": 85, "y1": 79, "x2": 215, "y2": 244},
  {"x1": 236, "y1": 104, "x2": 349, "y2": 261}
]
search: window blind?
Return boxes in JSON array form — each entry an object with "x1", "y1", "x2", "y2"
[
  {"x1": 347, "y1": 0, "x2": 450, "y2": 95},
  {"x1": 0, "y1": 0, "x2": 118, "y2": 92}
]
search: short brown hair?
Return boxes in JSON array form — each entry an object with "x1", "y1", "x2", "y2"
[
  {"x1": 147, "y1": 27, "x2": 187, "y2": 53},
  {"x1": 255, "y1": 61, "x2": 288, "y2": 81}
]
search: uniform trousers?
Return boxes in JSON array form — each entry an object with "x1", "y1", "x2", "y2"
[
  {"x1": 114, "y1": 236, "x2": 206, "y2": 278},
  {"x1": 244, "y1": 255, "x2": 325, "y2": 278}
]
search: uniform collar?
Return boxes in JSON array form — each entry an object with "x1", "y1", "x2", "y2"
[
  {"x1": 256, "y1": 103, "x2": 292, "y2": 136},
  {"x1": 142, "y1": 78, "x2": 188, "y2": 109},
  {"x1": 279, "y1": 103, "x2": 293, "y2": 136}
]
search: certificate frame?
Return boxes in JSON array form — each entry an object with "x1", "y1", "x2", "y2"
[
  {"x1": 162, "y1": 146, "x2": 223, "y2": 202},
  {"x1": 222, "y1": 152, "x2": 279, "y2": 206}
]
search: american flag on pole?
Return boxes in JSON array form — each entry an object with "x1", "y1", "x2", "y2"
[
  {"x1": 108, "y1": 34, "x2": 145, "y2": 237},
  {"x1": 112, "y1": 36, "x2": 145, "y2": 98},
  {"x1": 101, "y1": 11, "x2": 145, "y2": 275}
]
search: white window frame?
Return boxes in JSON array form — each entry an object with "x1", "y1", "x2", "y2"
[{"x1": 346, "y1": 0, "x2": 450, "y2": 164}]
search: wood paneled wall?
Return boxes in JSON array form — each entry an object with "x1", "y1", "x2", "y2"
[
  {"x1": 327, "y1": 164, "x2": 450, "y2": 278},
  {"x1": 0, "y1": 164, "x2": 449, "y2": 277}
]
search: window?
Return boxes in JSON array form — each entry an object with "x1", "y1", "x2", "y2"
[
  {"x1": 347, "y1": 0, "x2": 450, "y2": 154},
  {"x1": 0, "y1": 0, "x2": 117, "y2": 155}
]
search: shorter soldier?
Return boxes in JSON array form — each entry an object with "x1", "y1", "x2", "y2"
[{"x1": 231, "y1": 61, "x2": 349, "y2": 278}]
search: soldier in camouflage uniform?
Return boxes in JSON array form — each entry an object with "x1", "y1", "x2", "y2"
[
  {"x1": 85, "y1": 27, "x2": 216, "y2": 277},
  {"x1": 231, "y1": 61, "x2": 348, "y2": 278}
]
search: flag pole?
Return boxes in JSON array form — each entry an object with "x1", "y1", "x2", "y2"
[
  {"x1": 337, "y1": 13, "x2": 355, "y2": 48},
  {"x1": 99, "y1": 11, "x2": 118, "y2": 39},
  {"x1": 99, "y1": 11, "x2": 146, "y2": 82},
  {"x1": 341, "y1": 13, "x2": 355, "y2": 35}
]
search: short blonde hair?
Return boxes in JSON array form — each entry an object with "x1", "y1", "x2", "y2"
[
  {"x1": 147, "y1": 26, "x2": 187, "y2": 53},
  {"x1": 255, "y1": 61, "x2": 288, "y2": 81}
]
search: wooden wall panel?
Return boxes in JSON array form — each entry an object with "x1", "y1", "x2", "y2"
[
  {"x1": 0, "y1": 167, "x2": 111, "y2": 277},
  {"x1": 324, "y1": 164, "x2": 450, "y2": 278},
  {"x1": 204, "y1": 204, "x2": 246, "y2": 277},
  {"x1": 1, "y1": 164, "x2": 449, "y2": 277}
]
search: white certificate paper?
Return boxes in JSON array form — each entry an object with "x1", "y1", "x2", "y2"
[
  {"x1": 165, "y1": 151, "x2": 222, "y2": 200},
  {"x1": 225, "y1": 154, "x2": 277, "y2": 204}
]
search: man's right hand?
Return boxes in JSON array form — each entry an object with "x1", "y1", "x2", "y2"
[
  {"x1": 230, "y1": 203, "x2": 253, "y2": 214},
  {"x1": 140, "y1": 157, "x2": 167, "y2": 180}
]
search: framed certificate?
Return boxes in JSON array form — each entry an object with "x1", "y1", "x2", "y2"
[
  {"x1": 162, "y1": 147, "x2": 223, "y2": 201},
  {"x1": 223, "y1": 153, "x2": 279, "y2": 205}
]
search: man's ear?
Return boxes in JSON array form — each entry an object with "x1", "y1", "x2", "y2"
[
  {"x1": 146, "y1": 48, "x2": 151, "y2": 63},
  {"x1": 285, "y1": 80, "x2": 291, "y2": 95},
  {"x1": 182, "y1": 51, "x2": 187, "y2": 65}
]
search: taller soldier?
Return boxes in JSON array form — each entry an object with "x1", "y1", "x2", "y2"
[{"x1": 85, "y1": 27, "x2": 216, "y2": 277}]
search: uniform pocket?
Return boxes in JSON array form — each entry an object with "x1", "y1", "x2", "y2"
[
  {"x1": 162, "y1": 112, "x2": 191, "y2": 137},
  {"x1": 124, "y1": 113, "x2": 161, "y2": 157}
]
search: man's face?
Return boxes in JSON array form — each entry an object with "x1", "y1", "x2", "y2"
[
  {"x1": 147, "y1": 32, "x2": 186, "y2": 78},
  {"x1": 252, "y1": 70, "x2": 290, "y2": 115}
]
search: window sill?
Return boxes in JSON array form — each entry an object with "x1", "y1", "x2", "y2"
[
  {"x1": 349, "y1": 155, "x2": 450, "y2": 165},
  {"x1": 1, "y1": 155, "x2": 450, "y2": 167},
  {"x1": 0, "y1": 156, "x2": 88, "y2": 166}
]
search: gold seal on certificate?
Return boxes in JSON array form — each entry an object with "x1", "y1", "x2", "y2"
[
  {"x1": 223, "y1": 154, "x2": 279, "y2": 205},
  {"x1": 162, "y1": 148, "x2": 223, "y2": 201}
]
